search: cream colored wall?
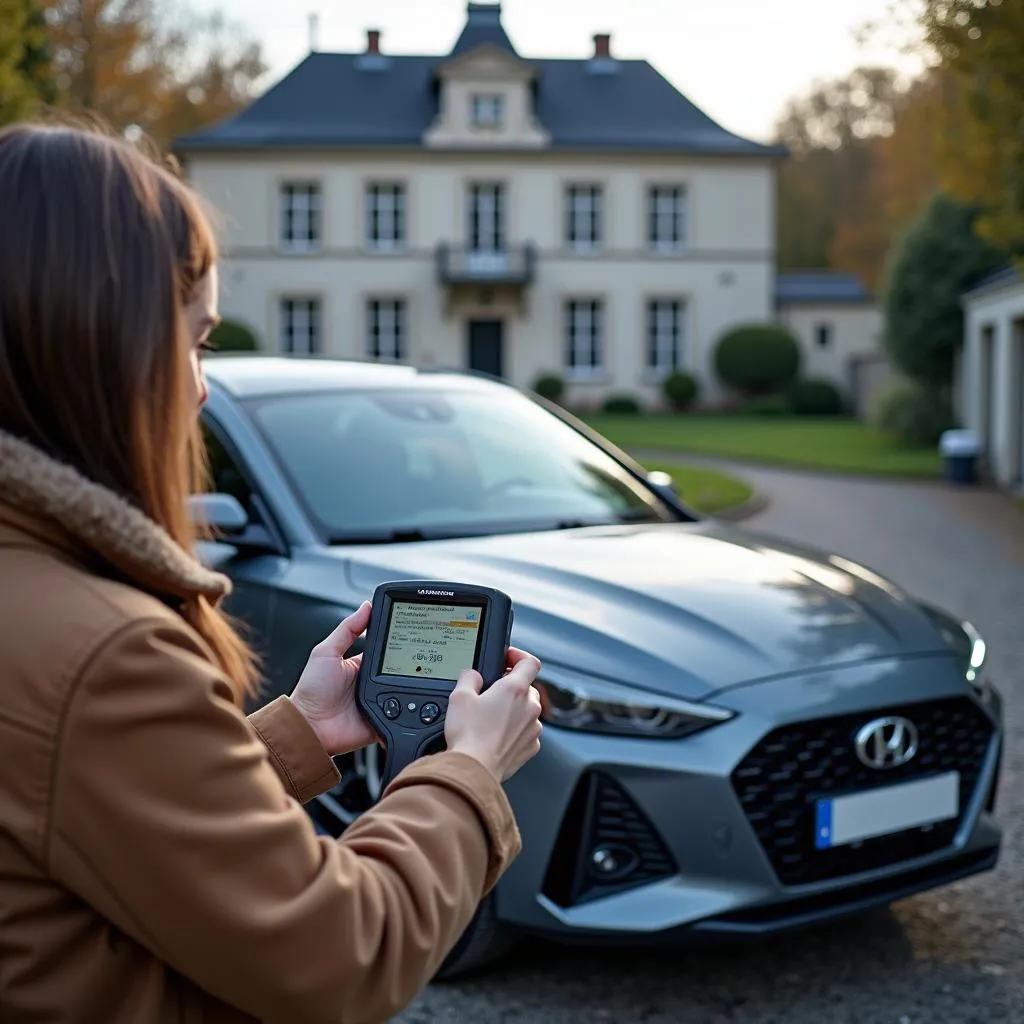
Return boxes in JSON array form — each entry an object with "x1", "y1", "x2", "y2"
[
  {"x1": 187, "y1": 151, "x2": 775, "y2": 407},
  {"x1": 776, "y1": 303, "x2": 884, "y2": 395},
  {"x1": 423, "y1": 50, "x2": 549, "y2": 149},
  {"x1": 963, "y1": 281, "x2": 1024, "y2": 488}
]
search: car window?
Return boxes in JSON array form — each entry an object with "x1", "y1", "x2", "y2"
[
  {"x1": 200, "y1": 420, "x2": 259, "y2": 520},
  {"x1": 245, "y1": 387, "x2": 676, "y2": 541}
]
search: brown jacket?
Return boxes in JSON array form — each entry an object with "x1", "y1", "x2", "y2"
[{"x1": 0, "y1": 429, "x2": 521, "y2": 1024}]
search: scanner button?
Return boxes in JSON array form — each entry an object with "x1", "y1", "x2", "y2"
[
  {"x1": 382, "y1": 698, "x2": 402, "y2": 720},
  {"x1": 419, "y1": 702, "x2": 441, "y2": 725}
]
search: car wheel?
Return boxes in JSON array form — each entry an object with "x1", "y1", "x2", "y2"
[
  {"x1": 308, "y1": 745, "x2": 385, "y2": 836},
  {"x1": 433, "y1": 891, "x2": 518, "y2": 982},
  {"x1": 307, "y1": 745, "x2": 517, "y2": 979}
]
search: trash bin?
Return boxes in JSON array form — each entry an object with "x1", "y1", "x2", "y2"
[{"x1": 939, "y1": 429, "x2": 980, "y2": 484}]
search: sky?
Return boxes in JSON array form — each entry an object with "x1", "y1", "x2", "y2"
[{"x1": 199, "y1": 0, "x2": 924, "y2": 144}]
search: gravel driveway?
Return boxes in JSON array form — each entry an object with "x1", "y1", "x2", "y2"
[{"x1": 396, "y1": 463, "x2": 1023, "y2": 1024}]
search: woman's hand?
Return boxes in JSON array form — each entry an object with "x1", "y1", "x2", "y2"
[
  {"x1": 289, "y1": 602, "x2": 378, "y2": 758},
  {"x1": 444, "y1": 648, "x2": 544, "y2": 784}
]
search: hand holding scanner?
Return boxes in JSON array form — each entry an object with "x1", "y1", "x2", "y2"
[{"x1": 356, "y1": 580, "x2": 514, "y2": 790}]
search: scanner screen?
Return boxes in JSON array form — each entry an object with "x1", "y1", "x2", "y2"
[{"x1": 380, "y1": 601, "x2": 484, "y2": 682}]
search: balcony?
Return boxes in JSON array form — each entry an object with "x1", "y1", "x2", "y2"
[{"x1": 436, "y1": 243, "x2": 537, "y2": 288}]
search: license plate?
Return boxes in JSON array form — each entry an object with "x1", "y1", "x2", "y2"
[{"x1": 815, "y1": 771, "x2": 960, "y2": 850}]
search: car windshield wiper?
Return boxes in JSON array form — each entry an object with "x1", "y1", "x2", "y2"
[{"x1": 327, "y1": 528, "x2": 433, "y2": 545}]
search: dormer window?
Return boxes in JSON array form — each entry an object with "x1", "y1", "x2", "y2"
[{"x1": 472, "y1": 94, "x2": 504, "y2": 129}]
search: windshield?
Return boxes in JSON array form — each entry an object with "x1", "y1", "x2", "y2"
[{"x1": 245, "y1": 387, "x2": 680, "y2": 542}]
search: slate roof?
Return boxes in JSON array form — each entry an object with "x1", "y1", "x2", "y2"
[
  {"x1": 775, "y1": 271, "x2": 873, "y2": 306},
  {"x1": 174, "y1": 3, "x2": 782, "y2": 157},
  {"x1": 961, "y1": 265, "x2": 1022, "y2": 299},
  {"x1": 451, "y1": 2, "x2": 518, "y2": 57}
]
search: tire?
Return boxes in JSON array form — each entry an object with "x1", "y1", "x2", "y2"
[
  {"x1": 433, "y1": 892, "x2": 518, "y2": 982},
  {"x1": 309, "y1": 748, "x2": 519, "y2": 980}
]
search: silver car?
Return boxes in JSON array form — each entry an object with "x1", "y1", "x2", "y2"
[{"x1": 194, "y1": 356, "x2": 1004, "y2": 979}]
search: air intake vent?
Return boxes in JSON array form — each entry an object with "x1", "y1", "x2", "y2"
[{"x1": 542, "y1": 771, "x2": 676, "y2": 907}]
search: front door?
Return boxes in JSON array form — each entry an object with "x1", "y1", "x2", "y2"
[{"x1": 468, "y1": 319, "x2": 504, "y2": 379}]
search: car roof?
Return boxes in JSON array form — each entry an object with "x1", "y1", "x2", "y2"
[{"x1": 203, "y1": 355, "x2": 511, "y2": 399}]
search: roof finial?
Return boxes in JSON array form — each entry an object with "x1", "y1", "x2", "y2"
[{"x1": 308, "y1": 12, "x2": 319, "y2": 53}]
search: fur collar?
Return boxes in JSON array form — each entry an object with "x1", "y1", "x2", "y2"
[{"x1": 0, "y1": 428, "x2": 231, "y2": 602}]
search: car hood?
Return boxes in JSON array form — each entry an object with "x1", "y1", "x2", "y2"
[{"x1": 327, "y1": 521, "x2": 953, "y2": 701}]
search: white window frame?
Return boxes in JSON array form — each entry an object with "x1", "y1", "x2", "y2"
[
  {"x1": 646, "y1": 298, "x2": 685, "y2": 377},
  {"x1": 366, "y1": 298, "x2": 407, "y2": 363},
  {"x1": 564, "y1": 299, "x2": 605, "y2": 381},
  {"x1": 565, "y1": 185, "x2": 603, "y2": 251},
  {"x1": 279, "y1": 297, "x2": 322, "y2": 355},
  {"x1": 279, "y1": 182, "x2": 322, "y2": 253},
  {"x1": 472, "y1": 94, "x2": 504, "y2": 128},
  {"x1": 467, "y1": 183, "x2": 505, "y2": 253},
  {"x1": 365, "y1": 183, "x2": 406, "y2": 251},
  {"x1": 648, "y1": 185, "x2": 687, "y2": 252}
]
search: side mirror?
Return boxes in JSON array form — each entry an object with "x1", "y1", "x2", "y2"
[
  {"x1": 188, "y1": 493, "x2": 249, "y2": 535},
  {"x1": 646, "y1": 469, "x2": 680, "y2": 502}
]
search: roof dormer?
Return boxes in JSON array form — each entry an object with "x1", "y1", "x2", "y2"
[{"x1": 423, "y1": 2, "x2": 550, "y2": 150}]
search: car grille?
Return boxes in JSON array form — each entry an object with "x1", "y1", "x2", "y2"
[
  {"x1": 542, "y1": 771, "x2": 676, "y2": 907},
  {"x1": 731, "y1": 697, "x2": 995, "y2": 887}
]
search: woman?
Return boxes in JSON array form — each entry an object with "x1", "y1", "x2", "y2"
[{"x1": 0, "y1": 121, "x2": 543, "y2": 1024}]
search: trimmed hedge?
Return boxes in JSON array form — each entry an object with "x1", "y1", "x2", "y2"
[
  {"x1": 872, "y1": 380, "x2": 956, "y2": 446},
  {"x1": 602, "y1": 393, "x2": 642, "y2": 415},
  {"x1": 662, "y1": 371, "x2": 700, "y2": 411},
  {"x1": 789, "y1": 378, "x2": 845, "y2": 416},
  {"x1": 208, "y1": 318, "x2": 260, "y2": 352},
  {"x1": 715, "y1": 324, "x2": 802, "y2": 396},
  {"x1": 532, "y1": 373, "x2": 565, "y2": 403}
]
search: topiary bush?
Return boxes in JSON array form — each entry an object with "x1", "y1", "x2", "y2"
[
  {"x1": 743, "y1": 394, "x2": 792, "y2": 417},
  {"x1": 602, "y1": 393, "x2": 641, "y2": 415},
  {"x1": 662, "y1": 371, "x2": 700, "y2": 412},
  {"x1": 532, "y1": 373, "x2": 565, "y2": 403},
  {"x1": 208, "y1": 318, "x2": 261, "y2": 352},
  {"x1": 789, "y1": 378, "x2": 845, "y2": 416},
  {"x1": 872, "y1": 379, "x2": 956, "y2": 446},
  {"x1": 714, "y1": 324, "x2": 802, "y2": 396}
]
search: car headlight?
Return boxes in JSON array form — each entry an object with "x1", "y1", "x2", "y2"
[
  {"x1": 536, "y1": 675, "x2": 735, "y2": 739},
  {"x1": 918, "y1": 602, "x2": 991, "y2": 699}
]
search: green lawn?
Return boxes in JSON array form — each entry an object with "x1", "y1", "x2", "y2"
[
  {"x1": 589, "y1": 415, "x2": 943, "y2": 478},
  {"x1": 643, "y1": 461, "x2": 754, "y2": 515}
]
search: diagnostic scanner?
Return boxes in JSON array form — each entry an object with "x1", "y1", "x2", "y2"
[{"x1": 356, "y1": 580, "x2": 514, "y2": 789}]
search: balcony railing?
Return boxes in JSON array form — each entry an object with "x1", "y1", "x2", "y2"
[{"x1": 436, "y1": 243, "x2": 537, "y2": 287}]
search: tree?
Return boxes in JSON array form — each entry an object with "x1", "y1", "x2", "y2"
[
  {"x1": 881, "y1": 192, "x2": 1006, "y2": 386},
  {"x1": 829, "y1": 70, "x2": 947, "y2": 291},
  {"x1": 41, "y1": 0, "x2": 267, "y2": 145},
  {"x1": 917, "y1": 0, "x2": 1024, "y2": 257},
  {"x1": 0, "y1": 0, "x2": 55, "y2": 124},
  {"x1": 774, "y1": 67, "x2": 904, "y2": 280}
]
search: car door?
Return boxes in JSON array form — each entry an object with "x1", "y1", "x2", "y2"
[{"x1": 195, "y1": 415, "x2": 286, "y2": 670}]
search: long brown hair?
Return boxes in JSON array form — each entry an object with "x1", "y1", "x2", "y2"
[{"x1": 0, "y1": 119, "x2": 258, "y2": 700}]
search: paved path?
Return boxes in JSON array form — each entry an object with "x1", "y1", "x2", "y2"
[{"x1": 396, "y1": 463, "x2": 1024, "y2": 1024}]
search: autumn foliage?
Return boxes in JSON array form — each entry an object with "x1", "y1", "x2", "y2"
[{"x1": 0, "y1": 0, "x2": 266, "y2": 144}]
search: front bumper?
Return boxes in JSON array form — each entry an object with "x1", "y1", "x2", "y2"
[{"x1": 495, "y1": 655, "x2": 1004, "y2": 942}]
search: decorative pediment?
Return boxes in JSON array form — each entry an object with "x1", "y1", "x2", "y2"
[{"x1": 436, "y1": 43, "x2": 536, "y2": 84}]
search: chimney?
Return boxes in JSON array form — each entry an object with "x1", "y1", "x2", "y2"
[
  {"x1": 308, "y1": 12, "x2": 319, "y2": 53},
  {"x1": 366, "y1": 29, "x2": 381, "y2": 54},
  {"x1": 593, "y1": 33, "x2": 611, "y2": 59}
]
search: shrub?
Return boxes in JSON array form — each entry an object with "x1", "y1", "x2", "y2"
[
  {"x1": 789, "y1": 378, "x2": 845, "y2": 416},
  {"x1": 714, "y1": 324, "x2": 802, "y2": 396},
  {"x1": 662, "y1": 371, "x2": 700, "y2": 411},
  {"x1": 602, "y1": 393, "x2": 641, "y2": 415},
  {"x1": 208, "y1": 318, "x2": 260, "y2": 352},
  {"x1": 532, "y1": 373, "x2": 565, "y2": 403},
  {"x1": 872, "y1": 379, "x2": 956, "y2": 446},
  {"x1": 743, "y1": 394, "x2": 792, "y2": 417},
  {"x1": 881, "y1": 192, "x2": 1005, "y2": 387}
]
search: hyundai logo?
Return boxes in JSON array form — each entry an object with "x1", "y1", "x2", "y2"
[{"x1": 854, "y1": 716, "x2": 919, "y2": 769}]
